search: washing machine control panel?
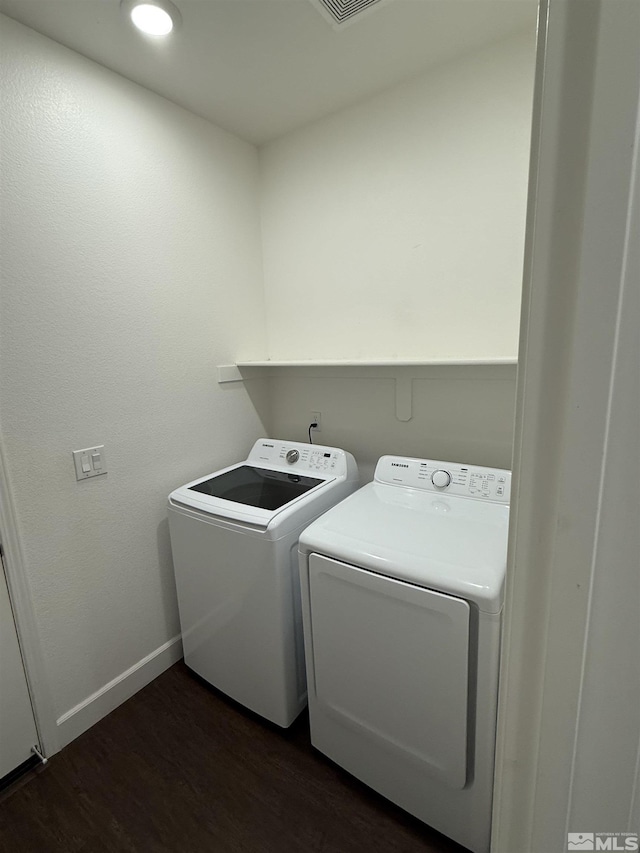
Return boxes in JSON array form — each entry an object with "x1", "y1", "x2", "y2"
[
  {"x1": 249, "y1": 440, "x2": 347, "y2": 477},
  {"x1": 375, "y1": 455, "x2": 511, "y2": 503}
]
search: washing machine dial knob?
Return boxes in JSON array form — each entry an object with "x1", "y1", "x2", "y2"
[
  {"x1": 286, "y1": 449, "x2": 300, "y2": 464},
  {"x1": 432, "y1": 469, "x2": 452, "y2": 489}
]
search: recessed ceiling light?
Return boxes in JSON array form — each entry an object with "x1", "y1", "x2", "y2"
[{"x1": 121, "y1": 0, "x2": 181, "y2": 37}]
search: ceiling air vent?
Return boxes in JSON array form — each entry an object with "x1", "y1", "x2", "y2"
[{"x1": 309, "y1": 0, "x2": 388, "y2": 28}]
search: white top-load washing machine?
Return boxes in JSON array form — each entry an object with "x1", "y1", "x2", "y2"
[
  {"x1": 298, "y1": 454, "x2": 511, "y2": 853},
  {"x1": 168, "y1": 438, "x2": 359, "y2": 728}
]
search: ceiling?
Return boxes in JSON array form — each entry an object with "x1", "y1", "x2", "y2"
[{"x1": 0, "y1": 0, "x2": 538, "y2": 145}]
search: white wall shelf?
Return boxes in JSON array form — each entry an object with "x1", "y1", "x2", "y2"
[
  {"x1": 232, "y1": 358, "x2": 517, "y2": 368},
  {"x1": 218, "y1": 359, "x2": 518, "y2": 421}
]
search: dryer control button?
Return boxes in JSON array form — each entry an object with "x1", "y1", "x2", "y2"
[
  {"x1": 286, "y1": 449, "x2": 300, "y2": 464},
  {"x1": 432, "y1": 469, "x2": 452, "y2": 489}
]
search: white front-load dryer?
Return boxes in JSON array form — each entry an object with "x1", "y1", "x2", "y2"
[
  {"x1": 298, "y1": 454, "x2": 511, "y2": 853},
  {"x1": 168, "y1": 438, "x2": 359, "y2": 728}
]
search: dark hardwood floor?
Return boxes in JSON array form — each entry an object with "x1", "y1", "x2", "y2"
[{"x1": 0, "y1": 662, "x2": 469, "y2": 853}]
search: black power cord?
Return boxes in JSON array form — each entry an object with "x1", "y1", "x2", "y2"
[{"x1": 308, "y1": 421, "x2": 318, "y2": 444}]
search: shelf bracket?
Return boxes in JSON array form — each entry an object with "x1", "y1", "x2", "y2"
[
  {"x1": 217, "y1": 364, "x2": 243, "y2": 383},
  {"x1": 395, "y1": 375, "x2": 413, "y2": 422}
]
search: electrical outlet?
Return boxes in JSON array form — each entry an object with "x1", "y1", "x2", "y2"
[{"x1": 311, "y1": 411, "x2": 322, "y2": 432}]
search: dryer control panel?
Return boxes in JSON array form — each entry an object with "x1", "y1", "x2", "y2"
[{"x1": 375, "y1": 455, "x2": 511, "y2": 504}]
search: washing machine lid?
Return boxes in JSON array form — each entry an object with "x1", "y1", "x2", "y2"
[
  {"x1": 299, "y1": 480, "x2": 510, "y2": 614},
  {"x1": 168, "y1": 439, "x2": 358, "y2": 531},
  {"x1": 188, "y1": 465, "x2": 324, "y2": 511},
  {"x1": 170, "y1": 462, "x2": 333, "y2": 528}
]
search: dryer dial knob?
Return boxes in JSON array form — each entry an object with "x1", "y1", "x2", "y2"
[
  {"x1": 286, "y1": 449, "x2": 300, "y2": 464},
  {"x1": 432, "y1": 469, "x2": 452, "y2": 489}
]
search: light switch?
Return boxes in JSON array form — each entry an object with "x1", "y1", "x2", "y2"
[{"x1": 73, "y1": 446, "x2": 107, "y2": 480}]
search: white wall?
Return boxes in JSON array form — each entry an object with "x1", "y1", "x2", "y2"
[
  {"x1": 259, "y1": 31, "x2": 536, "y2": 361},
  {"x1": 0, "y1": 16, "x2": 267, "y2": 746},
  {"x1": 256, "y1": 31, "x2": 534, "y2": 476},
  {"x1": 263, "y1": 364, "x2": 517, "y2": 481}
]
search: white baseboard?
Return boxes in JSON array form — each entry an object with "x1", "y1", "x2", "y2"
[{"x1": 56, "y1": 634, "x2": 183, "y2": 749}]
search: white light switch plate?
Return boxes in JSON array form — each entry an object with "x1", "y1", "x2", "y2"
[{"x1": 72, "y1": 445, "x2": 107, "y2": 480}]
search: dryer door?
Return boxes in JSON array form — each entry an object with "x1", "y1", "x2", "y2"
[{"x1": 308, "y1": 553, "x2": 470, "y2": 789}]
